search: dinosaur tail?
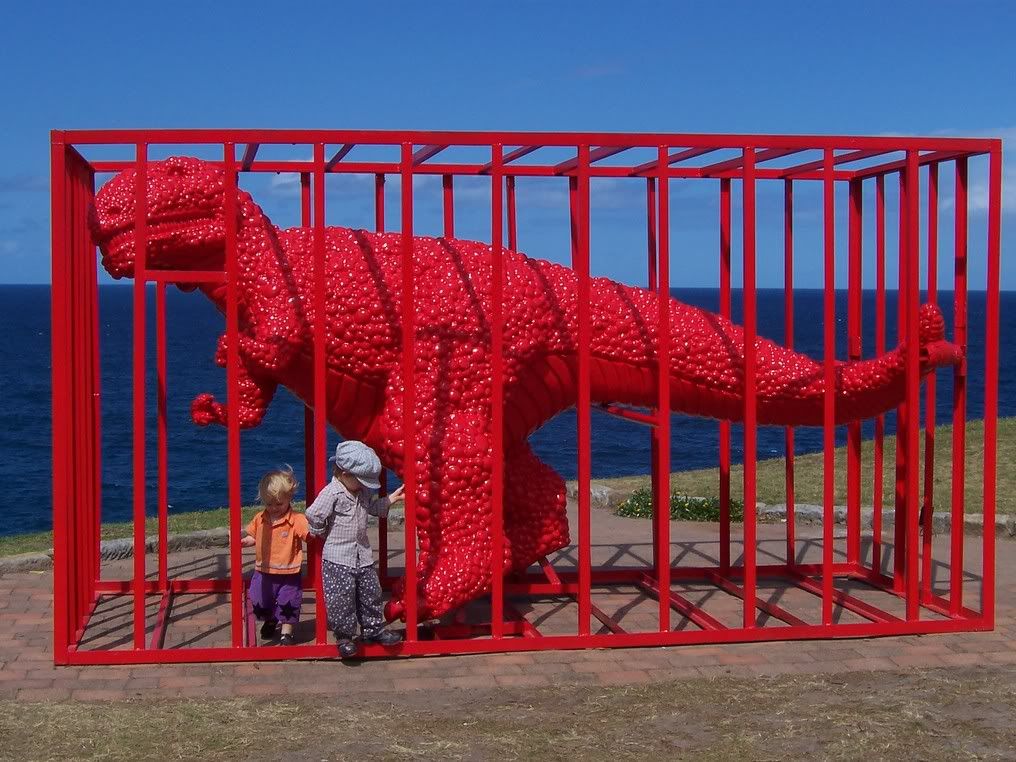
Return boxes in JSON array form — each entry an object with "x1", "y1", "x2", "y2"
[
  {"x1": 670, "y1": 301, "x2": 961, "y2": 426},
  {"x1": 587, "y1": 293, "x2": 962, "y2": 428}
]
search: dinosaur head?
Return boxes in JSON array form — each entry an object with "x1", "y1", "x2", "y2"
[{"x1": 91, "y1": 156, "x2": 233, "y2": 279}]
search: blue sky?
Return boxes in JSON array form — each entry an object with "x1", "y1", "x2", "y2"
[{"x1": 1, "y1": 1, "x2": 1013, "y2": 288}]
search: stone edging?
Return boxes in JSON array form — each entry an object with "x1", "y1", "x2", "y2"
[{"x1": 566, "y1": 481, "x2": 1016, "y2": 536}]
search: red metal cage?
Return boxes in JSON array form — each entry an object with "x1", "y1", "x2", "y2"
[{"x1": 50, "y1": 129, "x2": 1001, "y2": 665}]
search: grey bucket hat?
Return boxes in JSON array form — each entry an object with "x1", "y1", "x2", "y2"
[{"x1": 329, "y1": 440, "x2": 382, "y2": 490}]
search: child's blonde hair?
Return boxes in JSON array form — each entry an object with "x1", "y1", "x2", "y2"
[{"x1": 258, "y1": 466, "x2": 298, "y2": 505}]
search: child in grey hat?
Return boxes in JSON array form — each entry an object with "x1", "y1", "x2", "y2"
[{"x1": 305, "y1": 440, "x2": 405, "y2": 657}]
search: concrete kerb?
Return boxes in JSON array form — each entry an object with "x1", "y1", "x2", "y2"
[
  {"x1": 0, "y1": 509, "x2": 406, "y2": 575},
  {"x1": 566, "y1": 480, "x2": 1016, "y2": 535}
]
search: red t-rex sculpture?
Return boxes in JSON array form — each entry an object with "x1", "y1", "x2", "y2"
[{"x1": 90, "y1": 156, "x2": 962, "y2": 622}]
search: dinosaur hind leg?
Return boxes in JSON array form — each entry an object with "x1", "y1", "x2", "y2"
[{"x1": 380, "y1": 373, "x2": 510, "y2": 622}]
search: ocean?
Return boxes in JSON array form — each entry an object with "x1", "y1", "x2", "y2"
[{"x1": 2, "y1": 284, "x2": 1012, "y2": 536}]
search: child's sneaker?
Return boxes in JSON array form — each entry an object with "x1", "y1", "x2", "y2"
[
  {"x1": 260, "y1": 620, "x2": 278, "y2": 639},
  {"x1": 362, "y1": 629, "x2": 402, "y2": 646},
  {"x1": 279, "y1": 633, "x2": 295, "y2": 646},
  {"x1": 334, "y1": 630, "x2": 358, "y2": 658}
]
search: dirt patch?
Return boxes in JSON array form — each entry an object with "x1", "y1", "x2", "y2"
[{"x1": 2, "y1": 666, "x2": 1014, "y2": 760}]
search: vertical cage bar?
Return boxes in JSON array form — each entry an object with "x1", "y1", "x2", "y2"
[
  {"x1": 156, "y1": 283, "x2": 169, "y2": 590},
  {"x1": 131, "y1": 142, "x2": 148, "y2": 649},
  {"x1": 821, "y1": 148, "x2": 836, "y2": 626},
  {"x1": 70, "y1": 164, "x2": 85, "y2": 629},
  {"x1": 655, "y1": 147, "x2": 672, "y2": 631},
  {"x1": 378, "y1": 471, "x2": 389, "y2": 581},
  {"x1": 949, "y1": 158, "x2": 968, "y2": 615},
  {"x1": 312, "y1": 146, "x2": 329, "y2": 645},
  {"x1": 375, "y1": 173, "x2": 388, "y2": 580},
  {"x1": 87, "y1": 168, "x2": 101, "y2": 601},
  {"x1": 224, "y1": 144, "x2": 244, "y2": 647},
  {"x1": 783, "y1": 179, "x2": 796, "y2": 566},
  {"x1": 718, "y1": 178, "x2": 732, "y2": 573},
  {"x1": 646, "y1": 178, "x2": 659, "y2": 570},
  {"x1": 921, "y1": 163, "x2": 939, "y2": 595},
  {"x1": 80, "y1": 166, "x2": 95, "y2": 618},
  {"x1": 83, "y1": 164, "x2": 99, "y2": 606},
  {"x1": 375, "y1": 174, "x2": 385, "y2": 232},
  {"x1": 401, "y1": 142, "x2": 420, "y2": 641},
  {"x1": 982, "y1": 145, "x2": 1001, "y2": 625},
  {"x1": 847, "y1": 179, "x2": 863, "y2": 567},
  {"x1": 82, "y1": 165, "x2": 96, "y2": 614},
  {"x1": 904, "y1": 150, "x2": 921, "y2": 621},
  {"x1": 300, "y1": 173, "x2": 315, "y2": 501},
  {"x1": 742, "y1": 147, "x2": 758, "y2": 629},
  {"x1": 507, "y1": 176, "x2": 517, "y2": 251},
  {"x1": 490, "y1": 144, "x2": 506, "y2": 637},
  {"x1": 443, "y1": 174, "x2": 455, "y2": 237},
  {"x1": 70, "y1": 166, "x2": 85, "y2": 626},
  {"x1": 75, "y1": 161, "x2": 89, "y2": 631},
  {"x1": 87, "y1": 167, "x2": 103, "y2": 589},
  {"x1": 873, "y1": 175, "x2": 887, "y2": 575},
  {"x1": 893, "y1": 171, "x2": 908, "y2": 593},
  {"x1": 571, "y1": 145, "x2": 593, "y2": 636}
]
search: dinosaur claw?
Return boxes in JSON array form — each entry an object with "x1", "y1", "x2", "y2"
[{"x1": 190, "y1": 392, "x2": 226, "y2": 426}]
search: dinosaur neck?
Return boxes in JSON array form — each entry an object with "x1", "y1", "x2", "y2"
[
  {"x1": 200, "y1": 196, "x2": 282, "y2": 307},
  {"x1": 235, "y1": 196, "x2": 283, "y2": 264}
]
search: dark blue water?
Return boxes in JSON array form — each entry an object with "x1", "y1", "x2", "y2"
[{"x1": 3, "y1": 285, "x2": 1012, "y2": 536}]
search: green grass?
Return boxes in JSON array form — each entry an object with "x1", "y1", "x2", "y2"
[
  {"x1": 601, "y1": 417, "x2": 1014, "y2": 518},
  {"x1": 0, "y1": 501, "x2": 306, "y2": 559}
]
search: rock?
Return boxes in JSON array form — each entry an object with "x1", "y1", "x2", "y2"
[
  {"x1": 0, "y1": 551, "x2": 53, "y2": 575},
  {"x1": 566, "y1": 481, "x2": 621, "y2": 508}
]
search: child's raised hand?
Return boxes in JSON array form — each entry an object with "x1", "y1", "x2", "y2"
[{"x1": 387, "y1": 485, "x2": 406, "y2": 506}]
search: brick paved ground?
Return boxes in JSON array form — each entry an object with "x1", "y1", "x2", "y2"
[{"x1": 1, "y1": 504, "x2": 1013, "y2": 702}]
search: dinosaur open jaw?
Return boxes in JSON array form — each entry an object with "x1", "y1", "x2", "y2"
[{"x1": 98, "y1": 212, "x2": 223, "y2": 279}]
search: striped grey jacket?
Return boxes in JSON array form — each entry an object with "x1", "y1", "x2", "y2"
[{"x1": 305, "y1": 477, "x2": 390, "y2": 568}]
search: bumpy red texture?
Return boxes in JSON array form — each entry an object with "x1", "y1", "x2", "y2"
[{"x1": 90, "y1": 157, "x2": 962, "y2": 621}]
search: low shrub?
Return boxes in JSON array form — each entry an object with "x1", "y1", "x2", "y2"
[{"x1": 615, "y1": 487, "x2": 744, "y2": 522}]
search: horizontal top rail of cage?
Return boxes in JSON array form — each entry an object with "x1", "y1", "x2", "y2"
[
  {"x1": 52, "y1": 128, "x2": 999, "y2": 154},
  {"x1": 82, "y1": 160, "x2": 981, "y2": 184}
]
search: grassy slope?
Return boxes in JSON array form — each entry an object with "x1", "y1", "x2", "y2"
[{"x1": 595, "y1": 418, "x2": 1012, "y2": 517}]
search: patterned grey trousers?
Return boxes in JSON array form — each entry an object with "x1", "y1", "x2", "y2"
[{"x1": 321, "y1": 560, "x2": 385, "y2": 638}]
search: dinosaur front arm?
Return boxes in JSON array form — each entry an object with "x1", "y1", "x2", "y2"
[{"x1": 191, "y1": 334, "x2": 278, "y2": 428}]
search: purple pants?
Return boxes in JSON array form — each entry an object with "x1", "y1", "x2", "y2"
[{"x1": 248, "y1": 571, "x2": 302, "y2": 624}]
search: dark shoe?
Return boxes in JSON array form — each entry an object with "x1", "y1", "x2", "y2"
[
  {"x1": 337, "y1": 639, "x2": 358, "y2": 658},
  {"x1": 362, "y1": 629, "x2": 402, "y2": 646},
  {"x1": 260, "y1": 620, "x2": 278, "y2": 639},
  {"x1": 279, "y1": 633, "x2": 295, "y2": 646}
]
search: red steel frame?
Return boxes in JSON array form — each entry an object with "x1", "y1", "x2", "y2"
[{"x1": 50, "y1": 129, "x2": 1001, "y2": 665}]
